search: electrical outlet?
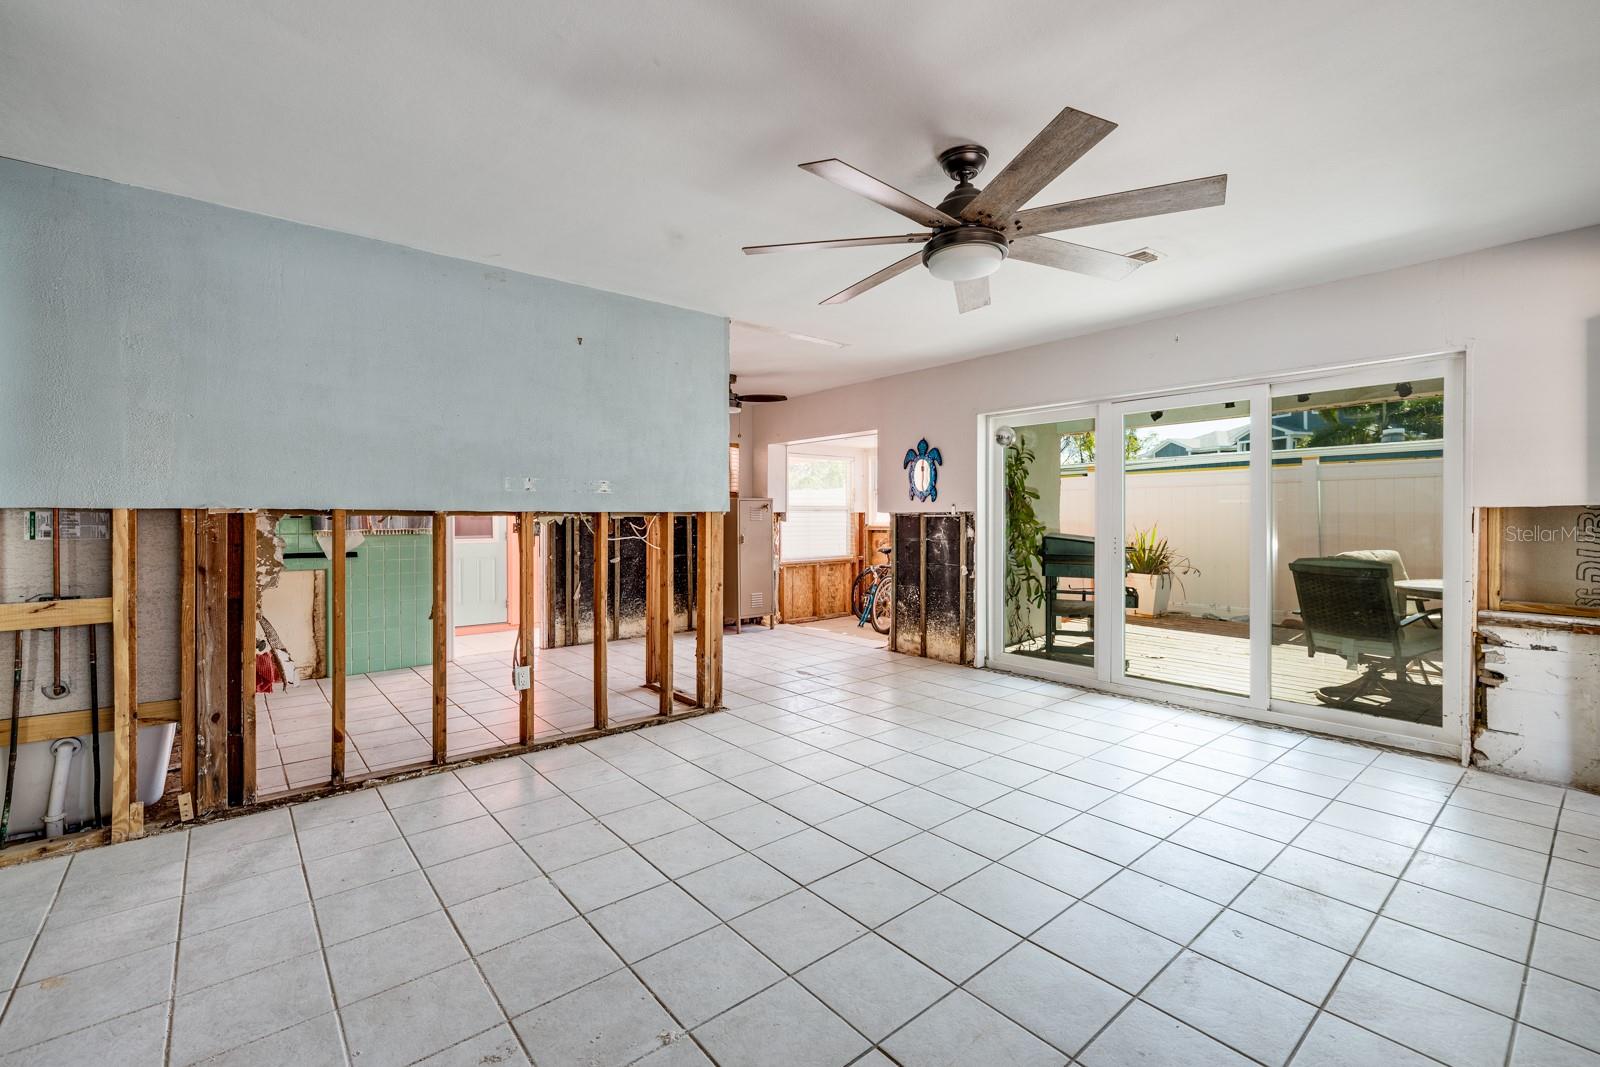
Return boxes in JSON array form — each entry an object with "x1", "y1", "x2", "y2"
[
  {"x1": 594, "y1": 480, "x2": 612, "y2": 494},
  {"x1": 512, "y1": 665, "x2": 531, "y2": 690}
]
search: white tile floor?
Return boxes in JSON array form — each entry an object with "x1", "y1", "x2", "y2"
[
  {"x1": 256, "y1": 629, "x2": 687, "y2": 794},
  {"x1": 2, "y1": 625, "x2": 1599, "y2": 1066}
]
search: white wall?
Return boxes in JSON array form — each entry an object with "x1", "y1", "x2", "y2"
[
  {"x1": 751, "y1": 225, "x2": 1600, "y2": 513},
  {"x1": 0, "y1": 157, "x2": 730, "y2": 511}
]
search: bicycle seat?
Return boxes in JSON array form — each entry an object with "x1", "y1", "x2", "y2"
[{"x1": 877, "y1": 547, "x2": 892, "y2": 557}]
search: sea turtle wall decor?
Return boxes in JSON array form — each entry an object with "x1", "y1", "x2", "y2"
[{"x1": 903, "y1": 439, "x2": 943, "y2": 502}]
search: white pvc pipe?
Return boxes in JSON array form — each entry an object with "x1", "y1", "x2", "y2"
[{"x1": 43, "y1": 737, "x2": 80, "y2": 838}]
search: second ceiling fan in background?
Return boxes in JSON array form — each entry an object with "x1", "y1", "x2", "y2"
[{"x1": 743, "y1": 105, "x2": 1228, "y2": 313}]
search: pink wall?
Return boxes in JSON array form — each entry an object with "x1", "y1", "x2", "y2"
[{"x1": 751, "y1": 226, "x2": 1600, "y2": 513}]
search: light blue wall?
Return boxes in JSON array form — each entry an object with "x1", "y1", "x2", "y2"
[{"x1": 0, "y1": 157, "x2": 729, "y2": 510}]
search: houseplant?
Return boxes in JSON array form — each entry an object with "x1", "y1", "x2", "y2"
[
  {"x1": 1125, "y1": 526, "x2": 1197, "y2": 617},
  {"x1": 1003, "y1": 438, "x2": 1047, "y2": 646}
]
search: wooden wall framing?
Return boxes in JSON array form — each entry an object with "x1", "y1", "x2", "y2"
[{"x1": 6, "y1": 504, "x2": 729, "y2": 863}]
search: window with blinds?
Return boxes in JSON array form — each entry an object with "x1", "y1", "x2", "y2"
[
  {"x1": 783, "y1": 455, "x2": 854, "y2": 561},
  {"x1": 729, "y1": 443, "x2": 741, "y2": 496}
]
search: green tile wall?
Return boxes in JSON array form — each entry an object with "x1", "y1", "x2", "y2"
[
  {"x1": 270, "y1": 519, "x2": 434, "y2": 676},
  {"x1": 345, "y1": 533, "x2": 433, "y2": 674}
]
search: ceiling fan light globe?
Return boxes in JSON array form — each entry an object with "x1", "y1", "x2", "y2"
[{"x1": 926, "y1": 242, "x2": 1005, "y2": 281}]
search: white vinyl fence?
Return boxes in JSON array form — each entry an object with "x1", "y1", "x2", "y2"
[{"x1": 1056, "y1": 445, "x2": 1443, "y2": 621}]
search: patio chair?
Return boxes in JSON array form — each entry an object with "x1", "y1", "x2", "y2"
[
  {"x1": 1332, "y1": 548, "x2": 1410, "y2": 614},
  {"x1": 1287, "y1": 556, "x2": 1442, "y2": 709}
]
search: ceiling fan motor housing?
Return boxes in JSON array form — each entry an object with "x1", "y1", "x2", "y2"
[{"x1": 922, "y1": 226, "x2": 1009, "y2": 280}]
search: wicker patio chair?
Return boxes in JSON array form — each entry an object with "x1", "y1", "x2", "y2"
[{"x1": 1287, "y1": 556, "x2": 1442, "y2": 708}]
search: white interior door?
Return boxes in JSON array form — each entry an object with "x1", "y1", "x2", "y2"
[{"x1": 453, "y1": 515, "x2": 508, "y2": 627}]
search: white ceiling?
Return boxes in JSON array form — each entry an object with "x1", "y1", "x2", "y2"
[{"x1": 3, "y1": 1, "x2": 1598, "y2": 398}]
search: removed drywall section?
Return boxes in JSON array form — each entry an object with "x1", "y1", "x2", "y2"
[
  {"x1": 892, "y1": 513, "x2": 974, "y2": 664},
  {"x1": 1477, "y1": 613, "x2": 1600, "y2": 789},
  {"x1": 0, "y1": 508, "x2": 179, "y2": 836},
  {"x1": 0, "y1": 156, "x2": 729, "y2": 511},
  {"x1": 547, "y1": 515, "x2": 693, "y2": 648}
]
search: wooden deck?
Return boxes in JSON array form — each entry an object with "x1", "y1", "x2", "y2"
[{"x1": 1011, "y1": 614, "x2": 1443, "y2": 725}]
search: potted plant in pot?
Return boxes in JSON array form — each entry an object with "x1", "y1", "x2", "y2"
[{"x1": 1125, "y1": 526, "x2": 1198, "y2": 618}]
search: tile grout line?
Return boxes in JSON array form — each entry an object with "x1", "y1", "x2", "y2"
[
  {"x1": 0, "y1": 849, "x2": 73, "y2": 1044},
  {"x1": 1502, "y1": 785, "x2": 1567, "y2": 1067},
  {"x1": 1278, "y1": 766, "x2": 1505, "y2": 1067},
  {"x1": 160, "y1": 829, "x2": 193, "y2": 1067},
  {"x1": 289, "y1": 806, "x2": 358, "y2": 1067},
  {"x1": 494, "y1": 757, "x2": 733, "y2": 1067}
]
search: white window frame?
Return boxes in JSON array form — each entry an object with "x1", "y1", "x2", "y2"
[{"x1": 782, "y1": 453, "x2": 856, "y2": 562}]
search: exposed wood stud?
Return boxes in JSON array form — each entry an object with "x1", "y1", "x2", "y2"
[
  {"x1": 518, "y1": 513, "x2": 537, "y2": 744},
  {"x1": 656, "y1": 513, "x2": 674, "y2": 716},
  {"x1": 0, "y1": 827, "x2": 111, "y2": 869},
  {"x1": 330, "y1": 510, "x2": 347, "y2": 785},
  {"x1": 695, "y1": 511, "x2": 724, "y2": 709},
  {"x1": 195, "y1": 512, "x2": 229, "y2": 812},
  {"x1": 239, "y1": 512, "x2": 257, "y2": 805},
  {"x1": 0, "y1": 700, "x2": 178, "y2": 746},
  {"x1": 0, "y1": 599, "x2": 113, "y2": 633},
  {"x1": 110, "y1": 509, "x2": 138, "y2": 842},
  {"x1": 179, "y1": 510, "x2": 198, "y2": 800},
  {"x1": 432, "y1": 512, "x2": 448, "y2": 765},
  {"x1": 644, "y1": 518, "x2": 658, "y2": 685},
  {"x1": 593, "y1": 514, "x2": 609, "y2": 730}
]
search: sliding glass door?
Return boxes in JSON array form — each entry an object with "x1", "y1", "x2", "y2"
[
  {"x1": 996, "y1": 407, "x2": 1100, "y2": 674},
  {"x1": 1267, "y1": 370, "x2": 1450, "y2": 729},
  {"x1": 1106, "y1": 389, "x2": 1268, "y2": 701},
  {"x1": 985, "y1": 356, "x2": 1462, "y2": 751}
]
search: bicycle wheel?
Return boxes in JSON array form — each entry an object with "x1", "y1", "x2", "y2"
[
  {"x1": 850, "y1": 569, "x2": 875, "y2": 620},
  {"x1": 870, "y1": 577, "x2": 893, "y2": 634}
]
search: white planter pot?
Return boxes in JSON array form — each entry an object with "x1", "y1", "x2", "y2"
[{"x1": 1126, "y1": 573, "x2": 1172, "y2": 617}]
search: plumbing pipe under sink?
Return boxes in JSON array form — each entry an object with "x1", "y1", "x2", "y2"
[{"x1": 43, "y1": 737, "x2": 80, "y2": 838}]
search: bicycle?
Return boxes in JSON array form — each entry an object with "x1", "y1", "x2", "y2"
[{"x1": 850, "y1": 546, "x2": 894, "y2": 635}]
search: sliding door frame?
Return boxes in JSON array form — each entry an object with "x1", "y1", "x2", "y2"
[
  {"x1": 984, "y1": 402, "x2": 1102, "y2": 685},
  {"x1": 979, "y1": 350, "x2": 1467, "y2": 759},
  {"x1": 1102, "y1": 384, "x2": 1273, "y2": 711}
]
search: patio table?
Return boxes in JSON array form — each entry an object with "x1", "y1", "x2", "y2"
[{"x1": 1395, "y1": 577, "x2": 1444, "y2": 620}]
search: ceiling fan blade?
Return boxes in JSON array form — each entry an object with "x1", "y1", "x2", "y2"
[
  {"x1": 1016, "y1": 175, "x2": 1228, "y2": 236},
  {"x1": 737, "y1": 393, "x2": 789, "y2": 403},
  {"x1": 954, "y1": 277, "x2": 991, "y2": 314},
  {"x1": 1008, "y1": 236, "x2": 1145, "y2": 281},
  {"x1": 960, "y1": 108, "x2": 1117, "y2": 225},
  {"x1": 800, "y1": 159, "x2": 961, "y2": 228},
  {"x1": 742, "y1": 233, "x2": 930, "y2": 255},
  {"x1": 820, "y1": 251, "x2": 923, "y2": 305}
]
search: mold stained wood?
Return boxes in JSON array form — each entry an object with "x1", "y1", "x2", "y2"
[
  {"x1": 547, "y1": 514, "x2": 695, "y2": 649},
  {"x1": 195, "y1": 512, "x2": 230, "y2": 812},
  {"x1": 892, "y1": 512, "x2": 975, "y2": 665}
]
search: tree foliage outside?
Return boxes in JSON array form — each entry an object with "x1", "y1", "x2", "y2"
[
  {"x1": 1303, "y1": 397, "x2": 1443, "y2": 448},
  {"x1": 1059, "y1": 428, "x2": 1147, "y2": 466}
]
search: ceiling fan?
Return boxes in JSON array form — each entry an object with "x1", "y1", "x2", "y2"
[
  {"x1": 728, "y1": 374, "x2": 787, "y2": 414},
  {"x1": 742, "y1": 106, "x2": 1227, "y2": 313}
]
